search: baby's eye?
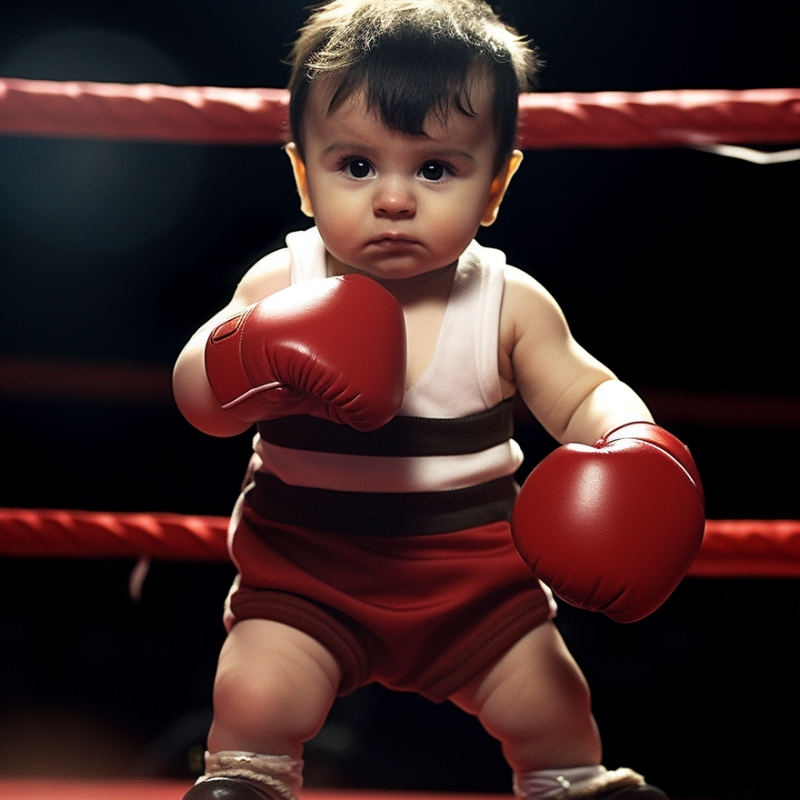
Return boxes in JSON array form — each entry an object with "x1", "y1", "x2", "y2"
[
  {"x1": 419, "y1": 161, "x2": 449, "y2": 182},
  {"x1": 345, "y1": 159, "x2": 373, "y2": 179}
]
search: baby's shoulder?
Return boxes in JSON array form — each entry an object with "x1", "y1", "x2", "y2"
[
  {"x1": 502, "y1": 264, "x2": 563, "y2": 316},
  {"x1": 498, "y1": 263, "x2": 575, "y2": 362},
  {"x1": 233, "y1": 247, "x2": 293, "y2": 305}
]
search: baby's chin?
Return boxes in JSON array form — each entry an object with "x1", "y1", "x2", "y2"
[{"x1": 326, "y1": 253, "x2": 459, "y2": 285}]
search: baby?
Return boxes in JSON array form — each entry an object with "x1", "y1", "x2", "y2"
[{"x1": 172, "y1": 2, "x2": 704, "y2": 799}]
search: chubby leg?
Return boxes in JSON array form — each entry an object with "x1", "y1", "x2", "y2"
[
  {"x1": 208, "y1": 618, "x2": 342, "y2": 758},
  {"x1": 449, "y1": 620, "x2": 601, "y2": 772},
  {"x1": 449, "y1": 622, "x2": 664, "y2": 799},
  {"x1": 184, "y1": 618, "x2": 342, "y2": 800}
]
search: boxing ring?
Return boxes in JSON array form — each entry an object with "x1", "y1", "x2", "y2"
[
  {"x1": 0, "y1": 778, "x2": 505, "y2": 800},
  {"x1": 1, "y1": 78, "x2": 799, "y2": 800}
]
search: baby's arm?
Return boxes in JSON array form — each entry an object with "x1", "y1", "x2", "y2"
[
  {"x1": 502, "y1": 266, "x2": 704, "y2": 623},
  {"x1": 172, "y1": 250, "x2": 293, "y2": 437},
  {"x1": 500, "y1": 266, "x2": 653, "y2": 443},
  {"x1": 173, "y1": 249, "x2": 407, "y2": 437}
]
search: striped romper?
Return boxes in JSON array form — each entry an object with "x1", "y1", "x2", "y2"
[{"x1": 223, "y1": 227, "x2": 555, "y2": 702}]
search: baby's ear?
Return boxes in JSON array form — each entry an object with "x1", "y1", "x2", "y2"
[
  {"x1": 285, "y1": 143, "x2": 314, "y2": 217},
  {"x1": 481, "y1": 150, "x2": 523, "y2": 226}
]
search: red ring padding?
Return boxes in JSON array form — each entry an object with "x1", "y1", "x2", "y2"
[
  {"x1": 0, "y1": 508, "x2": 799, "y2": 578},
  {"x1": 1, "y1": 78, "x2": 798, "y2": 149}
]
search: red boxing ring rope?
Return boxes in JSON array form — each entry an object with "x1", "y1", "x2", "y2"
[
  {"x1": 0, "y1": 508, "x2": 799, "y2": 579},
  {"x1": 1, "y1": 78, "x2": 799, "y2": 149},
  {"x1": 2, "y1": 81, "x2": 799, "y2": 580}
]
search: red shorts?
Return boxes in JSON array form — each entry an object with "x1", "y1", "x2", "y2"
[{"x1": 224, "y1": 495, "x2": 556, "y2": 702}]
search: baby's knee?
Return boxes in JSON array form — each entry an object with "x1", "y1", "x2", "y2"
[
  {"x1": 505, "y1": 685, "x2": 595, "y2": 750},
  {"x1": 498, "y1": 695, "x2": 601, "y2": 774},
  {"x1": 213, "y1": 668, "x2": 327, "y2": 748},
  {"x1": 211, "y1": 621, "x2": 341, "y2": 749}
]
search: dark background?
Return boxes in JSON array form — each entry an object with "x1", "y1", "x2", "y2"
[{"x1": 1, "y1": 2, "x2": 798, "y2": 798}]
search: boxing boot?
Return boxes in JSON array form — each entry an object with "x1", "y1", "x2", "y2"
[{"x1": 183, "y1": 777, "x2": 275, "y2": 799}]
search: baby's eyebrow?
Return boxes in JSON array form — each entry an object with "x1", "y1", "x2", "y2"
[
  {"x1": 424, "y1": 147, "x2": 476, "y2": 163},
  {"x1": 322, "y1": 141, "x2": 375, "y2": 156},
  {"x1": 321, "y1": 141, "x2": 476, "y2": 163}
]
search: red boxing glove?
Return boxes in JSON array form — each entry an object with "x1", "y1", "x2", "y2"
[
  {"x1": 204, "y1": 274, "x2": 407, "y2": 431},
  {"x1": 511, "y1": 422, "x2": 705, "y2": 623}
]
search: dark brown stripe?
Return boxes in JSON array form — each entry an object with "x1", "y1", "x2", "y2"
[
  {"x1": 257, "y1": 397, "x2": 514, "y2": 457},
  {"x1": 246, "y1": 471, "x2": 519, "y2": 536}
]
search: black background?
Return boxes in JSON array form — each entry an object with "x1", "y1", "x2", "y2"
[{"x1": 1, "y1": 2, "x2": 798, "y2": 798}]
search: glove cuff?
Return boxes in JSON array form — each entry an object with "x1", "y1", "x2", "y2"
[
  {"x1": 204, "y1": 305, "x2": 282, "y2": 412},
  {"x1": 601, "y1": 422, "x2": 704, "y2": 508}
]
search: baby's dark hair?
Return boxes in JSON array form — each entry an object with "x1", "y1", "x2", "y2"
[{"x1": 287, "y1": 0, "x2": 539, "y2": 171}]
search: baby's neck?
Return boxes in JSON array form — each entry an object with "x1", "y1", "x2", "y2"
[{"x1": 325, "y1": 252, "x2": 459, "y2": 306}]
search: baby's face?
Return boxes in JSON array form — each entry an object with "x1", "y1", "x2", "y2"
[{"x1": 288, "y1": 75, "x2": 515, "y2": 283}]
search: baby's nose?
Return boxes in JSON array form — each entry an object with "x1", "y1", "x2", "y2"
[{"x1": 373, "y1": 179, "x2": 416, "y2": 218}]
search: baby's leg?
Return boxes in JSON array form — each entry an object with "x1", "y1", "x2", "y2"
[
  {"x1": 450, "y1": 620, "x2": 601, "y2": 772},
  {"x1": 208, "y1": 618, "x2": 342, "y2": 756},
  {"x1": 449, "y1": 621, "x2": 664, "y2": 799},
  {"x1": 184, "y1": 618, "x2": 342, "y2": 800}
]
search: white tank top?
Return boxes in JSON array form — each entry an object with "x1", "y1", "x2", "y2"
[{"x1": 251, "y1": 226, "x2": 524, "y2": 501}]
